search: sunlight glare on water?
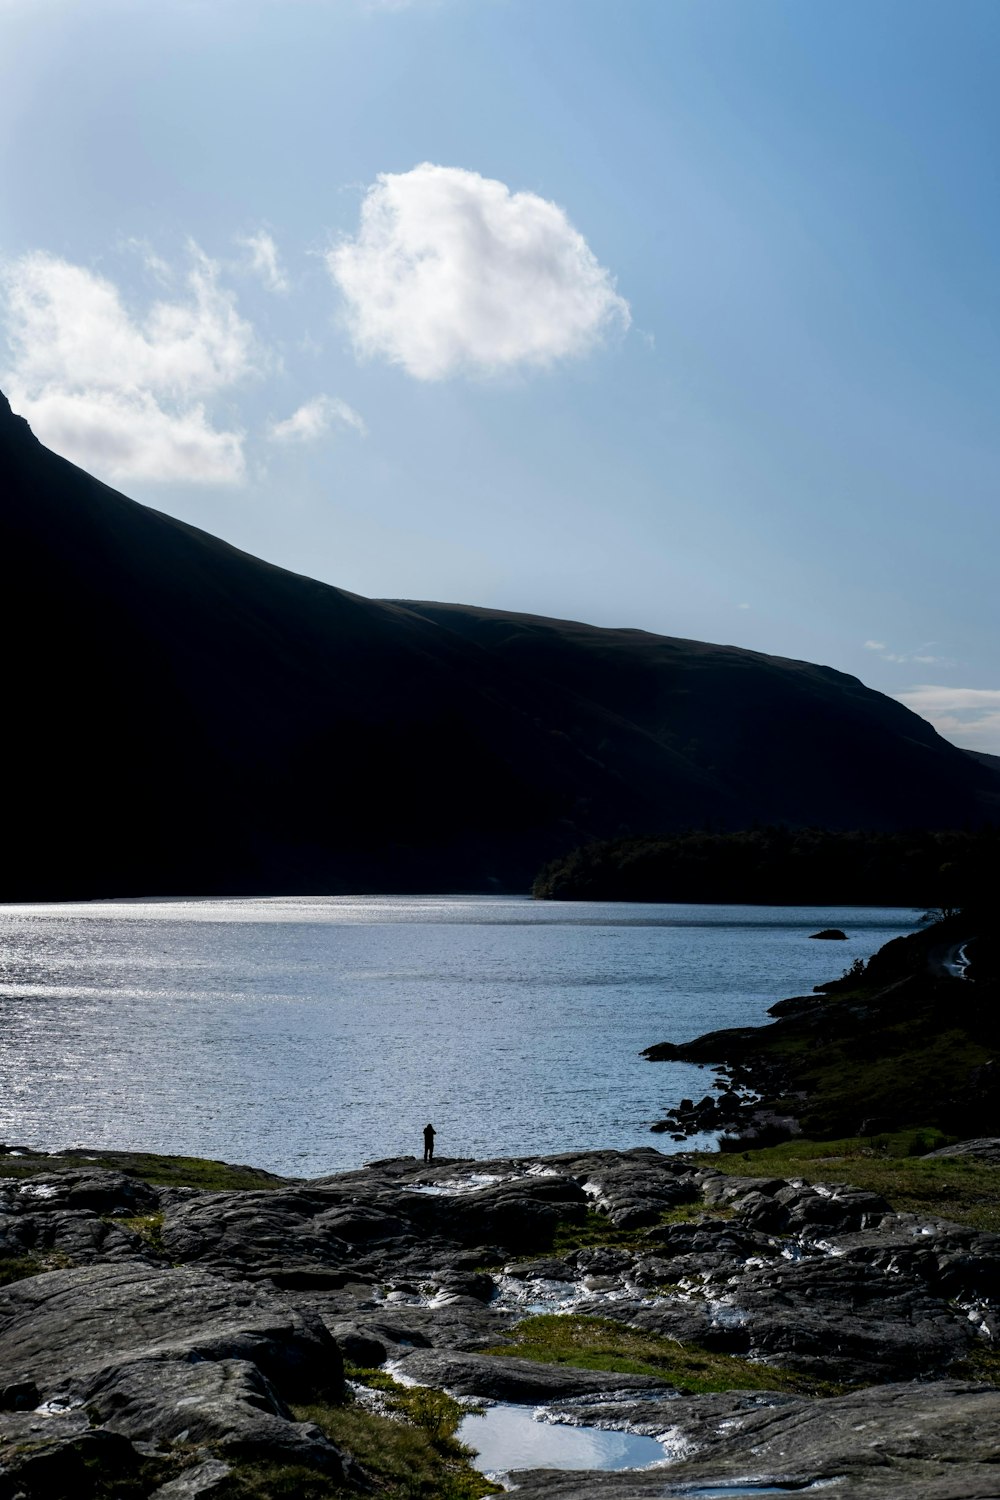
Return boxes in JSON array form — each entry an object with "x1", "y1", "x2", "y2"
[{"x1": 0, "y1": 897, "x2": 917, "y2": 1175}]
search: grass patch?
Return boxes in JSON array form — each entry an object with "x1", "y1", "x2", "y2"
[
  {"x1": 696, "y1": 1132, "x2": 1000, "y2": 1231},
  {"x1": 213, "y1": 1462, "x2": 351, "y2": 1500},
  {"x1": 0, "y1": 1251, "x2": 74, "y2": 1286},
  {"x1": 0, "y1": 1151, "x2": 288, "y2": 1192},
  {"x1": 485, "y1": 1313, "x2": 841, "y2": 1397},
  {"x1": 948, "y1": 1344, "x2": 1000, "y2": 1388},
  {"x1": 112, "y1": 1212, "x2": 167, "y2": 1256},
  {"x1": 293, "y1": 1377, "x2": 501, "y2": 1500}
]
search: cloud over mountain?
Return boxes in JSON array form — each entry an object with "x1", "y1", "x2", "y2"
[
  {"x1": 0, "y1": 249, "x2": 255, "y2": 483},
  {"x1": 895, "y1": 685, "x2": 1000, "y2": 749},
  {"x1": 327, "y1": 163, "x2": 630, "y2": 379}
]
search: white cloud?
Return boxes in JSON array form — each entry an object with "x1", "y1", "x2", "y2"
[
  {"x1": 863, "y1": 639, "x2": 946, "y2": 666},
  {"x1": 19, "y1": 387, "x2": 245, "y2": 485},
  {"x1": 327, "y1": 162, "x2": 630, "y2": 379},
  {"x1": 1, "y1": 248, "x2": 256, "y2": 483},
  {"x1": 895, "y1": 685, "x2": 1000, "y2": 753},
  {"x1": 238, "y1": 230, "x2": 289, "y2": 294},
  {"x1": 268, "y1": 394, "x2": 367, "y2": 443}
]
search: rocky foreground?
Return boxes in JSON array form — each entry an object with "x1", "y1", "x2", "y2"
[{"x1": 0, "y1": 1145, "x2": 998, "y2": 1498}]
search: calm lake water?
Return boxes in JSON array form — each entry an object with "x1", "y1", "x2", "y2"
[{"x1": 0, "y1": 897, "x2": 917, "y2": 1177}]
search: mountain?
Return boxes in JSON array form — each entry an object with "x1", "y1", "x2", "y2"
[{"x1": 2, "y1": 390, "x2": 997, "y2": 898}]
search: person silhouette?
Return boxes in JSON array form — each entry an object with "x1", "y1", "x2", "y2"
[{"x1": 422, "y1": 1123, "x2": 436, "y2": 1163}]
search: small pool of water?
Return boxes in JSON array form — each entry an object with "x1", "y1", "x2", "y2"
[{"x1": 458, "y1": 1403, "x2": 666, "y2": 1474}]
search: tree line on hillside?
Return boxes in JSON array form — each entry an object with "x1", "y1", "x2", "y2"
[{"x1": 532, "y1": 827, "x2": 1000, "y2": 905}]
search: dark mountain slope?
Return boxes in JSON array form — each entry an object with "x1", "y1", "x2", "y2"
[
  {"x1": 1, "y1": 391, "x2": 996, "y2": 898},
  {"x1": 398, "y1": 601, "x2": 1000, "y2": 833}
]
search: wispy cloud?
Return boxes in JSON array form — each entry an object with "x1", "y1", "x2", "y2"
[
  {"x1": 268, "y1": 394, "x2": 367, "y2": 443},
  {"x1": 237, "y1": 230, "x2": 289, "y2": 294},
  {"x1": 327, "y1": 162, "x2": 630, "y2": 380},
  {"x1": 895, "y1": 685, "x2": 1000, "y2": 753},
  {"x1": 863, "y1": 639, "x2": 947, "y2": 666},
  {"x1": 0, "y1": 247, "x2": 257, "y2": 483}
]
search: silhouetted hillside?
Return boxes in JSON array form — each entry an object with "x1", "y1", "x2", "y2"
[
  {"x1": 2, "y1": 390, "x2": 997, "y2": 898},
  {"x1": 532, "y1": 828, "x2": 1000, "y2": 905}
]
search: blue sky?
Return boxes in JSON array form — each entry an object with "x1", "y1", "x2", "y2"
[{"x1": 2, "y1": 0, "x2": 999, "y2": 750}]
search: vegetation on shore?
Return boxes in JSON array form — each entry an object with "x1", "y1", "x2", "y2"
[
  {"x1": 289, "y1": 1369, "x2": 500, "y2": 1499},
  {"x1": 533, "y1": 826, "x2": 999, "y2": 904},
  {"x1": 693, "y1": 1131, "x2": 1000, "y2": 1232},
  {"x1": 486, "y1": 1313, "x2": 841, "y2": 1397},
  {"x1": 646, "y1": 907, "x2": 1000, "y2": 1143}
]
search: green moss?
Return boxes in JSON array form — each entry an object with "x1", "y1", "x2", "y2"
[
  {"x1": 0, "y1": 1250, "x2": 74, "y2": 1286},
  {"x1": 212, "y1": 1461, "x2": 350, "y2": 1500},
  {"x1": 112, "y1": 1211, "x2": 167, "y2": 1256},
  {"x1": 696, "y1": 1133, "x2": 1000, "y2": 1231},
  {"x1": 948, "y1": 1344, "x2": 1000, "y2": 1387},
  {"x1": 484, "y1": 1314, "x2": 842, "y2": 1397},
  {"x1": 292, "y1": 1379, "x2": 501, "y2": 1500},
  {"x1": 770, "y1": 1026, "x2": 994, "y2": 1142}
]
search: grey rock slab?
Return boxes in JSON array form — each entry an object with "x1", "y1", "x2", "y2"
[
  {"x1": 544, "y1": 1386, "x2": 800, "y2": 1439},
  {"x1": 2, "y1": 1168, "x2": 160, "y2": 1216},
  {"x1": 0, "y1": 1262, "x2": 342, "y2": 1403},
  {"x1": 927, "y1": 1136, "x2": 1000, "y2": 1163},
  {"x1": 160, "y1": 1188, "x2": 365, "y2": 1276},
  {"x1": 149, "y1": 1459, "x2": 234, "y2": 1499},
  {"x1": 393, "y1": 1348, "x2": 672, "y2": 1402},
  {"x1": 335, "y1": 1301, "x2": 515, "y2": 1353},
  {"x1": 160, "y1": 1167, "x2": 589, "y2": 1277},
  {"x1": 82, "y1": 1356, "x2": 351, "y2": 1476},
  {"x1": 734, "y1": 1179, "x2": 893, "y2": 1236},
  {"x1": 816, "y1": 1214, "x2": 1000, "y2": 1303},
  {"x1": 572, "y1": 1161, "x2": 703, "y2": 1229},
  {"x1": 331, "y1": 1322, "x2": 390, "y2": 1367},
  {"x1": 641, "y1": 1256, "x2": 978, "y2": 1383},
  {"x1": 505, "y1": 1381, "x2": 1000, "y2": 1500}
]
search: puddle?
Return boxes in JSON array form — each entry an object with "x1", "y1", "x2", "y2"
[{"x1": 458, "y1": 1402, "x2": 666, "y2": 1475}]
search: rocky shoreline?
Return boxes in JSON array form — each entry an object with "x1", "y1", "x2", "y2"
[
  {"x1": 644, "y1": 910, "x2": 1000, "y2": 1145},
  {"x1": 0, "y1": 1143, "x2": 998, "y2": 1498}
]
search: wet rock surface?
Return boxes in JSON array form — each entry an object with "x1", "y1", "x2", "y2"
[
  {"x1": 510, "y1": 1382, "x2": 1000, "y2": 1499},
  {"x1": 0, "y1": 1145, "x2": 995, "y2": 1497},
  {"x1": 392, "y1": 1348, "x2": 670, "y2": 1402}
]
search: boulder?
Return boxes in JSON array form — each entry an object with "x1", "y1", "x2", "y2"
[
  {"x1": 0, "y1": 1263, "x2": 343, "y2": 1403},
  {"x1": 82, "y1": 1356, "x2": 349, "y2": 1474}
]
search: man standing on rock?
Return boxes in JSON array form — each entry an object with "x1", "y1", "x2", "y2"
[{"x1": 423, "y1": 1123, "x2": 436, "y2": 1163}]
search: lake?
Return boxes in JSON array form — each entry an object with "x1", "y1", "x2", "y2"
[{"x1": 0, "y1": 897, "x2": 918, "y2": 1177}]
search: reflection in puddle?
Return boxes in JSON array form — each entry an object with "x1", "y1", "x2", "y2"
[{"x1": 458, "y1": 1402, "x2": 666, "y2": 1474}]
